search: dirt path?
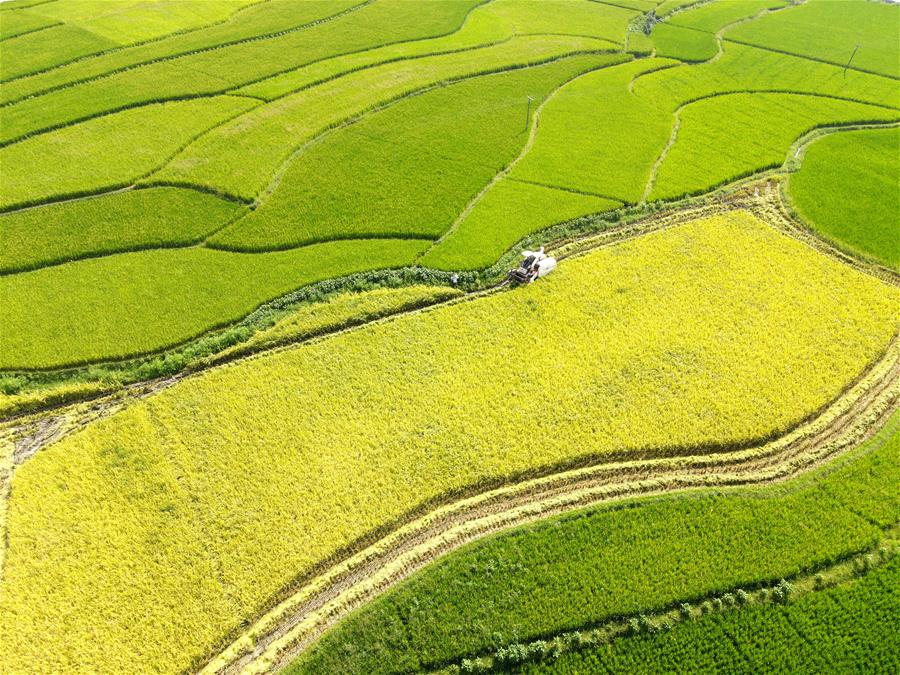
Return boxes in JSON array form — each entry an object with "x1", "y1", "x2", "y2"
[{"x1": 202, "y1": 331, "x2": 899, "y2": 674}]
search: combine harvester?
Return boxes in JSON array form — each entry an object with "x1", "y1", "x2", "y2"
[{"x1": 508, "y1": 246, "x2": 557, "y2": 283}]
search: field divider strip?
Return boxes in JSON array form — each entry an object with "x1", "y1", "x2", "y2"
[
  {"x1": 419, "y1": 56, "x2": 626, "y2": 259},
  {"x1": 0, "y1": 0, "x2": 373, "y2": 92},
  {"x1": 432, "y1": 526, "x2": 900, "y2": 673},
  {"x1": 203, "y1": 339, "x2": 899, "y2": 674},
  {"x1": 245, "y1": 49, "x2": 625, "y2": 210}
]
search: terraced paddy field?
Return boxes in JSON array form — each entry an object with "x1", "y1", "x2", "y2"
[{"x1": 1, "y1": 0, "x2": 898, "y2": 673}]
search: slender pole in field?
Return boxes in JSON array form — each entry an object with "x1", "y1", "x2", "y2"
[
  {"x1": 524, "y1": 95, "x2": 534, "y2": 132},
  {"x1": 843, "y1": 43, "x2": 860, "y2": 78}
]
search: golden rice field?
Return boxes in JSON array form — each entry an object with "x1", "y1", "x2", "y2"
[{"x1": 1, "y1": 210, "x2": 896, "y2": 673}]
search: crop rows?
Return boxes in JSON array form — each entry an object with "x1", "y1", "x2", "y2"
[
  {"x1": 1, "y1": 210, "x2": 897, "y2": 672},
  {"x1": 517, "y1": 556, "x2": 900, "y2": 674},
  {"x1": 0, "y1": 186, "x2": 244, "y2": 274}
]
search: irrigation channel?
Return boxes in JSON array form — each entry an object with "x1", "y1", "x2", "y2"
[{"x1": 0, "y1": 182, "x2": 897, "y2": 674}]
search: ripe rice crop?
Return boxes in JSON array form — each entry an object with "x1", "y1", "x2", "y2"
[
  {"x1": 787, "y1": 126, "x2": 900, "y2": 270},
  {"x1": 727, "y1": 0, "x2": 900, "y2": 79},
  {"x1": 216, "y1": 285, "x2": 463, "y2": 359},
  {"x1": 0, "y1": 96, "x2": 256, "y2": 210},
  {"x1": 649, "y1": 92, "x2": 899, "y2": 201},
  {"x1": 211, "y1": 53, "x2": 626, "y2": 250},
  {"x1": 1, "y1": 211, "x2": 896, "y2": 672},
  {"x1": 515, "y1": 556, "x2": 900, "y2": 674},
  {"x1": 0, "y1": 238, "x2": 428, "y2": 369},
  {"x1": 0, "y1": 187, "x2": 243, "y2": 273},
  {"x1": 292, "y1": 416, "x2": 899, "y2": 673},
  {"x1": 421, "y1": 179, "x2": 619, "y2": 271}
]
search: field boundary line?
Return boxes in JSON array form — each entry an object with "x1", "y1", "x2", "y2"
[
  {"x1": 0, "y1": 0, "x2": 370, "y2": 93},
  {"x1": 505, "y1": 176, "x2": 623, "y2": 203},
  {"x1": 419, "y1": 56, "x2": 627, "y2": 258},
  {"x1": 201, "y1": 337, "x2": 900, "y2": 674},
  {"x1": 435, "y1": 527, "x2": 900, "y2": 673},
  {"x1": 245, "y1": 49, "x2": 625, "y2": 211},
  {"x1": 724, "y1": 37, "x2": 900, "y2": 82}
]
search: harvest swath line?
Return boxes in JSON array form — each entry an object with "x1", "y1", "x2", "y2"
[{"x1": 203, "y1": 335, "x2": 899, "y2": 674}]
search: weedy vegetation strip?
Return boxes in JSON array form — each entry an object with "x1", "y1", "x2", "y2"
[
  {"x1": 0, "y1": 211, "x2": 897, "y2": 673},
  {"x1": 509, "y1": 554, "x2": 900, "y2": 674}
]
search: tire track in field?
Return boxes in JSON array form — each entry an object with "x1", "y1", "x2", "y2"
[{"x1": 203, "y1": 335, "x2": 900, "y2": 674}]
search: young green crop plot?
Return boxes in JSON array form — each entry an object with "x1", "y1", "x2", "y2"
[
  {"x1": 0, "y1": 96, "x2": 256, "y2": 210},
  {"x1": 516, "y1": 557, "x2": 900, "y2": 674},
  {"x1": 651, "y1": 23, "x2": 718, "y2": 62},
  {"x1": 0, "y1": 238, "x2": 427, "y2": 369},
  {"x1": 0, "y1": 8, "x2": 59, "y2": 40},
  {"x1": 1, "y1": 211, "x2": 897, "y2": 672},
  {"x1": 211, "y1": 53, "x2": 626, "y2": 250},
  {"x1": 0, "y1": 187, "x2": 243, "y2": 273},
  {"x1": 502, "y1": 58, "x2": 677, "y2": 203},
  {"x1": 727, "y1": 0, "x2": 900, "y2": 79},
  {"x1": 787, "y1": 126, "x2": 900, "y2": 271},
  {"x1": 153, "y1": 46, "x2": 622, "y2": 202},
  {"x1": 292, "y1": 416, "x2": 900, "y2": 673},
  {"x1": 0, "y1": 0, "x2": 359, "y2": 104},
  {"x1": 649, "y1": 93, "x2": 899, "y2": 201},
  {"x1": 632, "y1": 42, "x2": 900, "y2": 113},
  {"x1": 0, "y1": 0, "x2": 481, "y2": 143},
  {"x1": 421, "y1": 179, "x2": 618, "y2": 272}
]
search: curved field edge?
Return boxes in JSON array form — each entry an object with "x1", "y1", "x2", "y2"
[
  {"x1": 210, "y1": 342, "x2": 900, "y2": 674},
  {"x1": 2, "y1": 205, "x2": 897, "y2": 672},
  {"x1": 1, "y1": 178, "x2": 897, "y2": 417},
  {"x1": 783, "y1": 124, "x2": 900, "y2": 271},
  {"x1": 440, "y1": 543, "x2": 900, "y2": 674}
]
